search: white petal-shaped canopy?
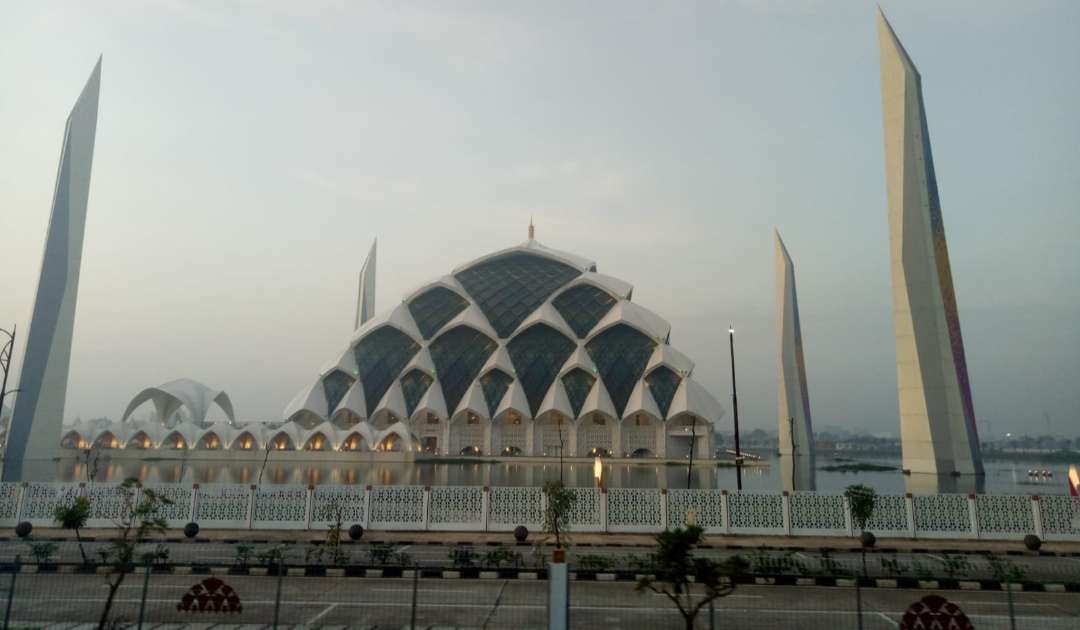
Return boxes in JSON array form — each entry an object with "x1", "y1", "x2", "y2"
[
  {"x1": 580, "y1": 379, "x2": 617, "y2": 420},
  {"x1": 622, "y1": 380, "x2": 662, "y2": 421},
  {"x1": 536, "y1": 380, "x2": 573, "y2": 420},
  {"x1": 283, "y1": 382, "x2": 328, "y2": 422},
  {"x1": 454, "y1": 381, "x2": 490, "y2": 419},
  {"x1": 589, "y1": 301, "x2": 671, "y2": 344},
  {"x1": 510, "y1": 302, "x2": 577, "y2": 341},
  {"x1": 667, "y1": 378, "x2": 725, "y2": 421},
  {"x1": 373, "y1": 380, "x2": 408, "y2": 422},
  {"x1": 495, "y1": 380, "x2": 531, "y2": 420},
  {"x1": 559, "y1": 347, "x2": 597, "y2": 376},
  {"x1": 412, "y1": 380, "x2": 448, "y2": 420},
  {"x1": 333, "y1": 379, "x2": 367, "y2": 419},
  {"x1": 646, "y1": 345, "x2": 694, "y2": 377},
  {"x1": 121, "y1": 378, "x2": 237, "y2": 428}
]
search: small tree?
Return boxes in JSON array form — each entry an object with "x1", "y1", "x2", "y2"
[
  {"x1": 845, "y1": 483, "x2": 877, "y2": 578},
  {"x1": 542, "y1": 479, "x2": 575, "y2": 549},
  {"x1": 54, "y1": 496, "x2": 92, "y2": 564},
  {"x1": 844, "y1": 484, "x2": 877, "y2": 535},
  {"x1": 257, "y1": 440, "x2": 274, "y2": 485},
  {"x1": 636, "y1": 525, "x2": 747, "y2": 630},
  {"x1": 96, "y1": 478, "x2": 172, "y2": 629}
]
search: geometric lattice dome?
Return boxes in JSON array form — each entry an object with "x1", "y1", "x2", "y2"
[{"x1": 283, "y1": 238, "x2": 724, "y2": 458}]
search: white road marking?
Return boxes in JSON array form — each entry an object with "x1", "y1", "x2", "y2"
[
  {"x1": 307, "y1": 603, "x2": 337, "y2": 625},
  {"x1": 876, "y1": 611, "x2": 899, "y2": 628}
]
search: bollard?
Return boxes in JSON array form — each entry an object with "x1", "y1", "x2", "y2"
[
  {"x1": 547, "y1": 548, "x2": 569, "y2": 630},
  {"x1": 137, "y1": 558, "x2": 152, "y2": 629}
]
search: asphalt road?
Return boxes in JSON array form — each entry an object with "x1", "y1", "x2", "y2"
[{"x1": 3, "y1": 575, "x2": 1079, "y2": 629}]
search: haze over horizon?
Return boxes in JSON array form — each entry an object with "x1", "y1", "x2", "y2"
[{"x1": 1, "y1": 1, "x2": 1077, "y2": 439}]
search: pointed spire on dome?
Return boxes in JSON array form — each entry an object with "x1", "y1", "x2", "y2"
[{"x1": 528, "y1": 216, "x2": 535, "y2": 241}]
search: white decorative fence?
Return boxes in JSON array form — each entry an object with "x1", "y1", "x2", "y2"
[{"x1": 2, "y1": 482, "x2": 1077, "y2": 541}]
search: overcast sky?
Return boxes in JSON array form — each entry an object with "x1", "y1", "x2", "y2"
[{"x1": 1, "y1": 0, "x2": 1077, "y2": 437}]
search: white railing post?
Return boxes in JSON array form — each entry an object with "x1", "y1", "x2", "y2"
[
  {"x1": 660, "y1": 489, "x2": 668, "y2": 532},
  {"x1": 842, "y1": 495, "x2": 854, "y2": 536},
  {"x1": 422, "y1": 486, "x2": 431, "y2": 531},
  {"x1": 968, "y1": 494, "x2": 979, "y2": 539},
  {"x1": 14, "y1": 483, "x2": 27, "y2": 523},
  {"x1": 1031, "y1": 496, "x2": 1044, "y2": 538},
  {"x1": 905, "y1": 493, "x2": 916, "y2": 538},
  {"x1": 781, "y1": 491, "x2": 792, "y2": 535},
  {"x1": 600, "y1": 488, "x2": 608, "y2": 533},
  {"x1": 363, "y1": 485, "x2": 372, "y2": 529},
  {"x1": 305, "y1": 485, "x2": 315, "y2": 530},
  {"x1": 246, "y1": 485, "x2": 256, "y2": 529},
  {"x1": 189, "y1": 484, "x2": 199, "y2": 524},
  {"x1": 481, "y1": 486, "x2": 490, "y2": 532},
  {"x1": 720, "y1": 490, "x2": 731, "y2": 534}
]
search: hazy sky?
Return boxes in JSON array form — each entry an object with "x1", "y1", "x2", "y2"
[{"x1": 1, "y1": 0, "x2": 1077, "y2": 437}]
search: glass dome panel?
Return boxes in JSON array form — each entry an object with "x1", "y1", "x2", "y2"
[
  {"x1": 560, "y1": 368, "x2": 596, "y2": 419},
  {"x1": 644, "y1": 365, "x2": 681, "y2": 419},
  {"x1": 352, "y1": 326, "x2": 421, "y2": 416},
  {"x1": 506, "y1": 323, "x2": 577, "y2": 416},
  {"x1": 429, "y1": 326, "x2": 497, "y2": 416},
  {"x1": 407, "y1": 286, "x2": 469, "y2": 340},
  {"x1": 552, "y1": 284, "x2": 616, "y2": 339},
  {"x1": 455, "y1": 253, "x2": 581, "y2": 338},
  {"x1": 479, "y1": 369, "x2": 513, "y2": 416},
  {"x1": 400, "y1": 368, "x2": 434, "y2": 418},
  {"x1": 585, "y1": 324, "x2": 657, "y2": 418},
  {"x1": 322, "y1": 369, "x2": 355, "y2": 416}
]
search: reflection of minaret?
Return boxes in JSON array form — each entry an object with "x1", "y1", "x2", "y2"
[
  {"x1": 355, "y1": 239, "x2": 376, "y2": 330},
  {"x1": 878, "y1": 10, "x2": 983, "y2": 476},
  {"x1": 775, "y1": 231, "x2": 815, "y2": 459},
  {"x1": 4, "y1": 58, "x2": 102, "y2": 481}
]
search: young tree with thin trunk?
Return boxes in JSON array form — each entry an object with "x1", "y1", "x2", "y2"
[
  {"x1": 637, "y1": 525, "x2": 748, "y2": 630},
  {"x1": 542, "y1": 479, "x2": 574, "y2": 549},
  {"x1": 53, "y1": 496, "x2": 91, "y2": 564},
  {"x1": 96, "y1": 478, "x2": 172, "y2": 629}
]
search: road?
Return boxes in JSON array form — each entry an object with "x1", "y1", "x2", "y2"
[{"x1": 3, "y1": 574, "x2": 1080, "y2": 629}]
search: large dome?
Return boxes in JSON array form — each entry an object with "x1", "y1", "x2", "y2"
[{"x1": 284, "y1": 238, "x2": 724, "y2": 458}]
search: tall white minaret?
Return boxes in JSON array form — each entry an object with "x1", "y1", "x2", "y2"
[
  {"x1": 878, "y1": 9, "x2": 983, "y2": 476},
  {"x1": 5, "y1": 57, "x2": 102, "y2": 481},
  {"x1": 775, "y1": 230, "x2": 814, "y2": 460},
  {"x1": 355, "y1": 239, "x2": 376, "y2": 330}
]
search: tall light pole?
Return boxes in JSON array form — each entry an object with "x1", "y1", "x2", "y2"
[{"x1": 729, "y1": 326, "x2": 742, "y2": 491}]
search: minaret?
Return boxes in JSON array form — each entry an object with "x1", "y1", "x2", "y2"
[
  {"x1": 355, "y1": 239, "x2": 376, "y2": 330},
  {"x1": 4, "y1": 58, "x2": 102, "y2": 481},
  {"x1": 878, "y1": 9, "x2": 983, "y2": 476},
  {"x1": 775, "y1": 231, "x2": 814, "y2": 460}
]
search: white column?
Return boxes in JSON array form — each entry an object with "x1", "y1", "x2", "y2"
[
  {"x1": 1031, "y1": 496, "x2": 1044, "y2": 539},
  {"x1": 547, "y1": 549, "x2": 569, "y2": 630},
  {"x1": 781, "y1": 491, "x2": 792, "y2": 535},
  {"x1": 904, "y1": 493, "x2": 916, "y2": 538}
]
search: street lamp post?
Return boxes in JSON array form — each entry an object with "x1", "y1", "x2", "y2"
[{"x1": 729, "y1": 326, "x2": 742, "y2": 491}]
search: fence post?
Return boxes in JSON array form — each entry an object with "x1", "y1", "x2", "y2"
[
  {"x1": 13, "y1": 483, "x2": 26, "y2": 524},
  {"x1": 410, "y1": 562, "x2": 420, "y2": 629},
  {"x1": 843, "y1": 495, "x2": 854, "y2": 536},
  {"x1": 659, "y1": 489, "x2": 668, "y2": 532},
  {"x1": 720, "y1": 490, "x2": 730, "y2": 535},
  {"x1": 422, "y1": 486, "x2": 431, "y2": 531},
  {"x1": 967, "y1": 494, "x2": 979, "y2": 540},
  {"x1": 547, "y1": 549, "x2": 569, "y2": 630},
  {"x1": 136, "y1": 558, "x2": 151, "y2": 630},
  {"x1": 247, "y1": 485, "x2": 257, "y2": 529},
  {"x1": 3, "y1": 555, "x2": 17, "y2": 630},
  {"x1": 1031, "y1": 496, "x2": 1043, "y2": 538},
  {"x1": 305, "y1": 485, "x2": 315, "y2": 530},
  {"x1": 904, "y1": 494, "x2": 916, "y2": 538},
  {"x1": 781, "y1": 492, "x2": 792, "y2": 535},
  {"x1": 189, "y1": 484, "x2": 199, "y2": 524},
  {"x1": 273, "y1": 555, "x2": 285, "y2": 629},
  {"x1": 481, "y1": 487, "x2": 490, "y2": 532},
  {"x1": 599, "y1": 488, "x2": 608, "y2": 533},
  {"x1": 363, "y1": 486, "x2": 372, "y2": 529}
]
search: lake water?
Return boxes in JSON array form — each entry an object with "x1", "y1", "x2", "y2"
[{"x1": 55, "y1": 453, "x2": 1074, "y2": 495}]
